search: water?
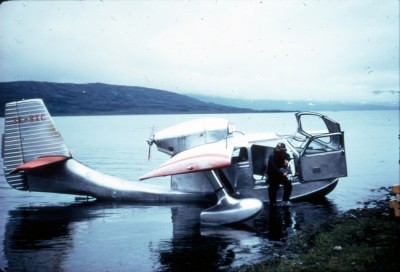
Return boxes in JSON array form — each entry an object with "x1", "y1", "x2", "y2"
[{"x1": 0, "y1": 110, "x2": 398, "y2": 271}]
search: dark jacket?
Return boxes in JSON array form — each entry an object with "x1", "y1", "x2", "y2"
[{"x1": 267, "y1": 150, "x2": 290, "y2": 180}]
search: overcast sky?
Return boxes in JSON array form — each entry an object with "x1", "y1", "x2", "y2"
[{"x1": 0, "y1": 0, "x2": 398, "y2": 103}]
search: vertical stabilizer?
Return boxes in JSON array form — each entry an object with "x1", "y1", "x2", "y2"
[{"x1": 3, "y1": 99, "x2": 70, "y2": 190}]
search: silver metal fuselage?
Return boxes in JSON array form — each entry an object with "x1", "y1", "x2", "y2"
[{"x1": 25, "y1": 158, "x2": 215, "y2": 203}]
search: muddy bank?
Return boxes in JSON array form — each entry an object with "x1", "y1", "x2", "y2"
[{"x1": 235, "y1": 188, "x2": 400, "y2": 272}]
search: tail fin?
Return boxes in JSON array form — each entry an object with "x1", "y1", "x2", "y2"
[{"x1": 2, "y1": 99, "x2": 70, "y2": 190}]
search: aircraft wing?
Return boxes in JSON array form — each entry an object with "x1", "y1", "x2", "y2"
[
  {"x1": 139, "y1": 141, "x2": 234, "y2": 180},
  {"x1": 245, "y1": 132, "x2": 282, "y2": 143}
]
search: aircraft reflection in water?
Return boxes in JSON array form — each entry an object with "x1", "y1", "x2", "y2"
[{"x1": 3, "y1": 200, "x2": 338, "y2": 271}]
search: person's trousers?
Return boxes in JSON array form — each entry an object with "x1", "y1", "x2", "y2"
[{"x1": 268, "y1": 177, "x2": 292, "y2": 204}]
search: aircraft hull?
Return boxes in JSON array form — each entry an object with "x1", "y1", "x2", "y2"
[
  {"x1": 22, "y1": 157, "x2": 337, "y2": 205},
  {"x1": 238, "y1": 179, "x2": 339, "y2": 203},
  {"x1": 25, "y1": 159, "x2": 216, "y2": 203},
  {"x1": 170, "y1": 172, "x2": 339, "y2": 203}
]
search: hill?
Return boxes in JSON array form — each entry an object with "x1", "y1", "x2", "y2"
[
  {"x1": 0, "y1": 81, "x2": 262, "y2": 116},
  {"x1": 189, "y1": 94, "x2": 399, "y2": 112}
]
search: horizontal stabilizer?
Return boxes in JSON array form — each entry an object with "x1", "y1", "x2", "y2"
[
  {"x1": 10, "y1": 156, "x2": 69, "y2": 174},
  {"x1": 140, "y1": 141, "x2": 234, "y2": 180}
]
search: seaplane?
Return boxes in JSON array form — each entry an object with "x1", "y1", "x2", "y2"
[{"x1": 1, "y1": 99, "x2": 347, "y2": 225}]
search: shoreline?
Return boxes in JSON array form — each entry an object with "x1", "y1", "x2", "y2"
[{"x1": 235, "y1": 187, "x2": 400, "y2": 272}]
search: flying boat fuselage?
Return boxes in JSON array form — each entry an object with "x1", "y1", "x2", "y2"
[{"x1": 2, "y1": 99, "x2": 347, "y2": 225}]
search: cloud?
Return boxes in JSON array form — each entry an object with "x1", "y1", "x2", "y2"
[{"x1": 0, "y1": 0, "x2": 398, "y2": 103}]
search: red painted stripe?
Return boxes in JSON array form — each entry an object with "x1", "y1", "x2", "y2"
[{"x1": 160, "y1": 153, "x2": 230, "y2": 168}]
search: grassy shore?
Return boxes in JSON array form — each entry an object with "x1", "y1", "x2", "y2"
[{"x1": 236, "y1": 189, "x2": 400, "y2": 272}]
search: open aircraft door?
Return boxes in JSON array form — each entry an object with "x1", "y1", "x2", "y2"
[{"x1": 295, "y1": 112, "x2": 347, "y2": 182}]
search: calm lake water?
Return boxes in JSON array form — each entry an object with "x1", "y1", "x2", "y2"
[{"x1": 0, "y1": 110, "x2": 398, "y2": 271}]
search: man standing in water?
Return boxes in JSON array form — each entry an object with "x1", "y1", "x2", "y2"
[{"x1": 267, "y1": 142, "x2": 293, "y2": 206}]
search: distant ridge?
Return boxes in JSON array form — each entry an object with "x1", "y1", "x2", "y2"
[
  {"x1": 189, "y1": 94, "x2": 399, "y2": 112},
  {"x1": 0, "y1": 81, "x2": 267, "y2": 116}
]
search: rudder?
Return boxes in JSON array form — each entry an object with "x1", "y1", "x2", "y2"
[{"x1": 2, "y1": 99, "x2": 70, "y2": 190}]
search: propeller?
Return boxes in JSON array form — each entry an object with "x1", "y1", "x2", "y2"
[
  {"x1": 147, "y1": 125, "x2": 155, "y2": 161},
  {"x1": 147, "y1": 138, "x2": 155, "y2": 161}
]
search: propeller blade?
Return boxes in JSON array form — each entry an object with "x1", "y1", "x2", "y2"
[
  {"x1": 147, "y1": 139, "x2": 153, "y2": 161},
  {"x1": 147, "y1": 125, "x2": 155, "y2": 161}
]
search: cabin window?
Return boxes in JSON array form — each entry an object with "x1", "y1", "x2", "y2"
[
  {"x1": 232, "y1": 147, "x2": 248, "y2": 163},
  {"x1": 305, "y1": 134, "x2": 342, "y2": 154},
  {"x1": 300, "y1": 115, "x2": 329, "y2": 135}
]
